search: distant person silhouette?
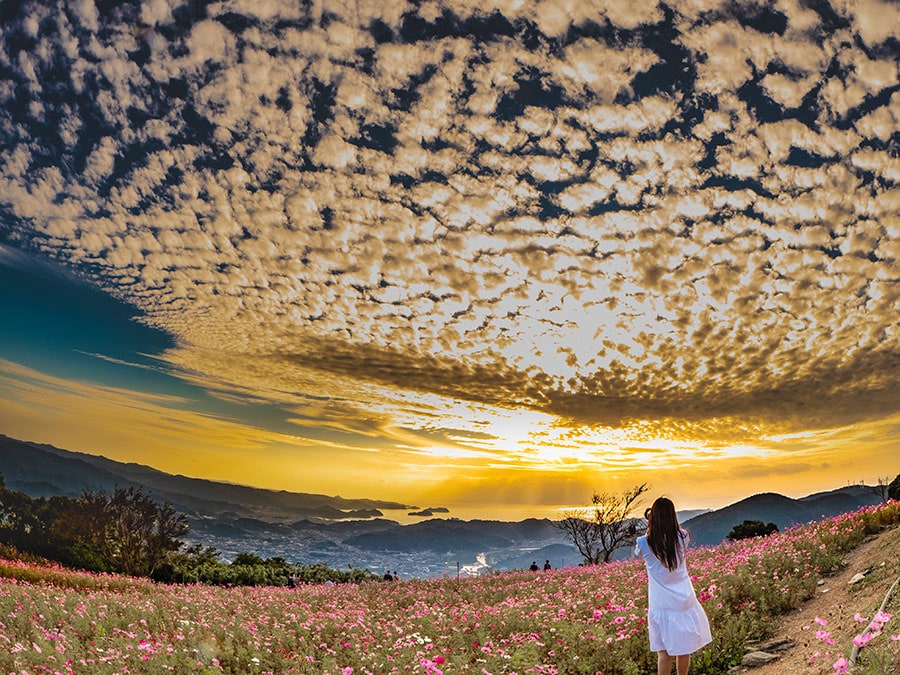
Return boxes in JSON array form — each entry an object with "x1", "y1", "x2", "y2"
[
  {"x1": 383, "y1": 569, "x2": 393, "y2": 581},
  {"x1": 529, "y1": 561, "x2": 539, "y2": 572},
  {"x1": 634, "y1": 497, "x2": 711, "y2": 675},
  {"x1": 543, "y1": 560, "x2": 551, "y2": 571},
  {"x1": 393, "y1": 570, "x2": 400, "y2": 581}
]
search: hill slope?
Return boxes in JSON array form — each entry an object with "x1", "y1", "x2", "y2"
[
  {"x1": 1, "y1": 434, "x2": 888, "y2": 577},
  {"x1": 684, "y1": 487, "x2": 882, "y2": 546},
  {"x1": 0, "y1": 435, "x2": 411, "y2": 521}
]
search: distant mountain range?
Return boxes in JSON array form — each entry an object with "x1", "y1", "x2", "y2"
[
  {"x1": 0, "y1": 434, "x2": 886, "y2": 576},
  {"x1": 682, "y1": 486, "x2": 883, "y2": 546},
  {"x1": 0, "y1": 435, "x2": 414, "y2": 521}
]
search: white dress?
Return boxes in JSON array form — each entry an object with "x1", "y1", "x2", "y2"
[{"x1": 634, "y1": 532, "x2": 712, "y2": 656}]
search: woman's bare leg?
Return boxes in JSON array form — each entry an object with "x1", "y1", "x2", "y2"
[
  {"x1": 657, "y1": 650, "x2": 672, "y2": 675},
  {"x1": 675, "y1": 653, "x2": 691, "y2": 675}
]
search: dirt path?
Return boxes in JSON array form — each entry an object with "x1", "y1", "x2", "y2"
[{"x1": 731, "y1": 525, "x2": 900, "y2": 674}]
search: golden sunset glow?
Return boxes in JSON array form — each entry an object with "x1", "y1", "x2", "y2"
[{"x1": 0, "y1": 0, "x2": 897, "y2": 518}]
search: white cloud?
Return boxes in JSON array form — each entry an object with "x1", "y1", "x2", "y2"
[
  {"x1": 72, "y1": 0, "x2": 100, "y2": 32},
  {"x1": 0, "y1": 0, "x2": 897, "y2": 446},
  {"x1": 843, "y1": 0, "x2": 900, "y2": 47},
  {"x1": 141, "y1": 0, "x2": 175, "y2": 25},
  {"x1": 188, "y1": 20, "x2": 235, "y2": 65},
  {"x1": 761, "y1": 72, "x2": 816, "y2": 108},
  {"x1": 856, "y1": 92, "x2": 900, "y2": 143}
]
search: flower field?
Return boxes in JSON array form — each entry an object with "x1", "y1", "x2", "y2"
[{"x1": 1, "y1": 502, "x2": 898, "y2": 675}]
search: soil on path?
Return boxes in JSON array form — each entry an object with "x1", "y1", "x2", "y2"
[{"x1": 731, "y1": 525, "x2": 900, "y2": 675}]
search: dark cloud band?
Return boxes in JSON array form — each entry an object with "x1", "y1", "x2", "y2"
[{"x1": 1, "y1": 0, "x2": 897, "y2": 442}]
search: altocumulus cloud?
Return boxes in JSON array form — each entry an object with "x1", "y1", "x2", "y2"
[{"x1": 0, "y1": 0, "x2": 898, "y2": 446}]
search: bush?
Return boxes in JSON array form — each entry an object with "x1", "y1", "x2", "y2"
[
  {"x1": 727, "y1": 519, "x2": 779, "y2": 541},
  {"x1": 888, "y1": 474, "x2": 900, "y2": 501},
  {"x1": 156, "y1": 548, "x2": 380, "y2": 586},
  {"x1": 0, "y1": 501, "x2": 898, "y2": 674}
]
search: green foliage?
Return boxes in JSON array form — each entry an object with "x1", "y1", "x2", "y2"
[
  {"x1": 0, "y1": 479, "x2": 375, "y2": 587},
  {"x1": 889, "y1": 473, "x2": 900, "y2": 501},
  {"x1": 854, "y1": 597, "x2": 900, "y2": 675},
  {"x1": 726, "y1": 519, "x2": 779, "y2": 541},
  {"x1": 0, "y1": 486, "x2": 74, "y2": 560},
  {"x1": 0, "y1": 482, "x2": 186, "y2": 576},
  {"x1": 232, "y1": 552, "x2": 266, "y2": 566},
  {"x1": 0, "y1": 502, "x2": 898, "y2": 674},
  {"x1": 65, "y1": 540, "x2": 111, "y2": 572},
  {"x1": 691, "y1": 614, "x2": 753, "y2": 674},
  {"x1": 52, "y1": 486, "x2": 189, "y2": 576},
  {"x1": 153, "y1": 546, "x2": 380, "y2": 586}
]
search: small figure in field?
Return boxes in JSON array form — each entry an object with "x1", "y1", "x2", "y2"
[
  {"x1": 634, "y1": 497, "x2": 711, "y2": 675},
  {"x1": 383, "y1": 569, "x2": 393, "y2": 581},
  {"x1": 392, "y1": 570, "x2": 400, "y2": 581},
  {"x1": 529, "y1": 561, "x2": 539, "y2": 571},
  {"x1": 287, "y1": 574, "x2": 296, "y2": 588},
  {"x1": 543, "y1": 560, "x2": 552, "y2": 571}
]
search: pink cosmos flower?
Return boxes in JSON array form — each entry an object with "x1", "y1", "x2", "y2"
[
  {"x1": 852, "y1": 633, "x2": 872, "y2": 647},
  {"x1": 815, "y1": 630, "x2": 835, "y2": 645},
  {"x1": 833, "y1": 656, "x2": 848, "y2": 674},
  {"x1": 420, "y1": 658, "x2": 443, "y2": 675}
]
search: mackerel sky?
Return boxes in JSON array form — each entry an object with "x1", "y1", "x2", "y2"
[{"x1": 0, "y1": 0, "x2": 898, "y2": 517}]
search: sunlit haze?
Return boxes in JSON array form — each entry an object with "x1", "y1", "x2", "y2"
[{"x1": 1, "y1": 0, "x2": 898, "y2": 519}]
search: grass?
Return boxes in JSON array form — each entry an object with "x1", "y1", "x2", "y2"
[
  {"x1": 0, "y1": 501, "x2": 897, "y2": 674},
  {"x1": 845, "y1": 526, "x2": 900, "y2": 675}
]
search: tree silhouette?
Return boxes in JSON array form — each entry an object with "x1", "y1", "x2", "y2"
[
  {"x1": 726, "y1": 519, "x2": 778, "y2": 542},
  {"x1": 555, "y1": 483, "x2": 650, "y2": 564},
  {"x1": 889, "y1": 474, "x2": 900, "y2": 501},
  {"x1": 61, "y1": 486, "x2": 189, "y2": 576},
  {"x1": 870, "y1": 476, "x2": 893, "y2": 503}
]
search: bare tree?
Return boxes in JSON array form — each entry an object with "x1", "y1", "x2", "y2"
[
  {"x1": 555, "y1": 483, "x2": 650, "y2": 564},
  {"x1": 871, "y1": 476, "x2": 892, "y2": 503}
]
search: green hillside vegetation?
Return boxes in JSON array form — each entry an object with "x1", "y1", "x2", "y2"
[
  {"x1": 0, "y1": 435, "x2": 411, "y2": 521},
  {"x1": 0, "y1": 501, "x2": 897, "y2": 674},
  {"x1": 0, "y1": 475, "x2": 376, "y2": 586},
  {"x1": 726, "y1": 519, "x2": 778, "y2": 541}
]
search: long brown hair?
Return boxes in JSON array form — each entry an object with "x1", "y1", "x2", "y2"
[{"x1": 647, "y1": 497, "x2": 685, "y2": 572}]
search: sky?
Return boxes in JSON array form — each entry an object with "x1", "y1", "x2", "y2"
[{"x1": 0, "y1": 0, "x2": 898, "y2": 522}]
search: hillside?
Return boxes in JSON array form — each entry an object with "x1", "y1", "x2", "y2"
[
  {"x1": 736, "y1": 524, "x2": 900, "y2": 675},
  {"x1": 340, "y1": 517, "x2": 565, "y2": 554},
  {"x1": 0, "y1": 435, "x2": 412, "y2": 520},
  {"x1": 1, "y1": 434, "x2": 888, "y2": 578},
  {"x1": 0, "y1": 435, "x2": 578, "y2": 574},
  {"x1": 1, "y1": 500, "x2": 896, "y2": 675},
  {"x1": 684, "y1": 487, "x2": 882, "y2": 546}
]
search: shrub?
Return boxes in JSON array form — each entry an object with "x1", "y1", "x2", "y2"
[
  {"x1": 726, "y1": 519, "x2": 779, "y2": 541},
  {"x1": 0, "y1": 500, "x2": 896, "y2": 674}
]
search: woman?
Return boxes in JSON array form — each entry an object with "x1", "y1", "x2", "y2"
[{"x1": 634, "y1": 497, "x2": 712, "y2": 675}]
